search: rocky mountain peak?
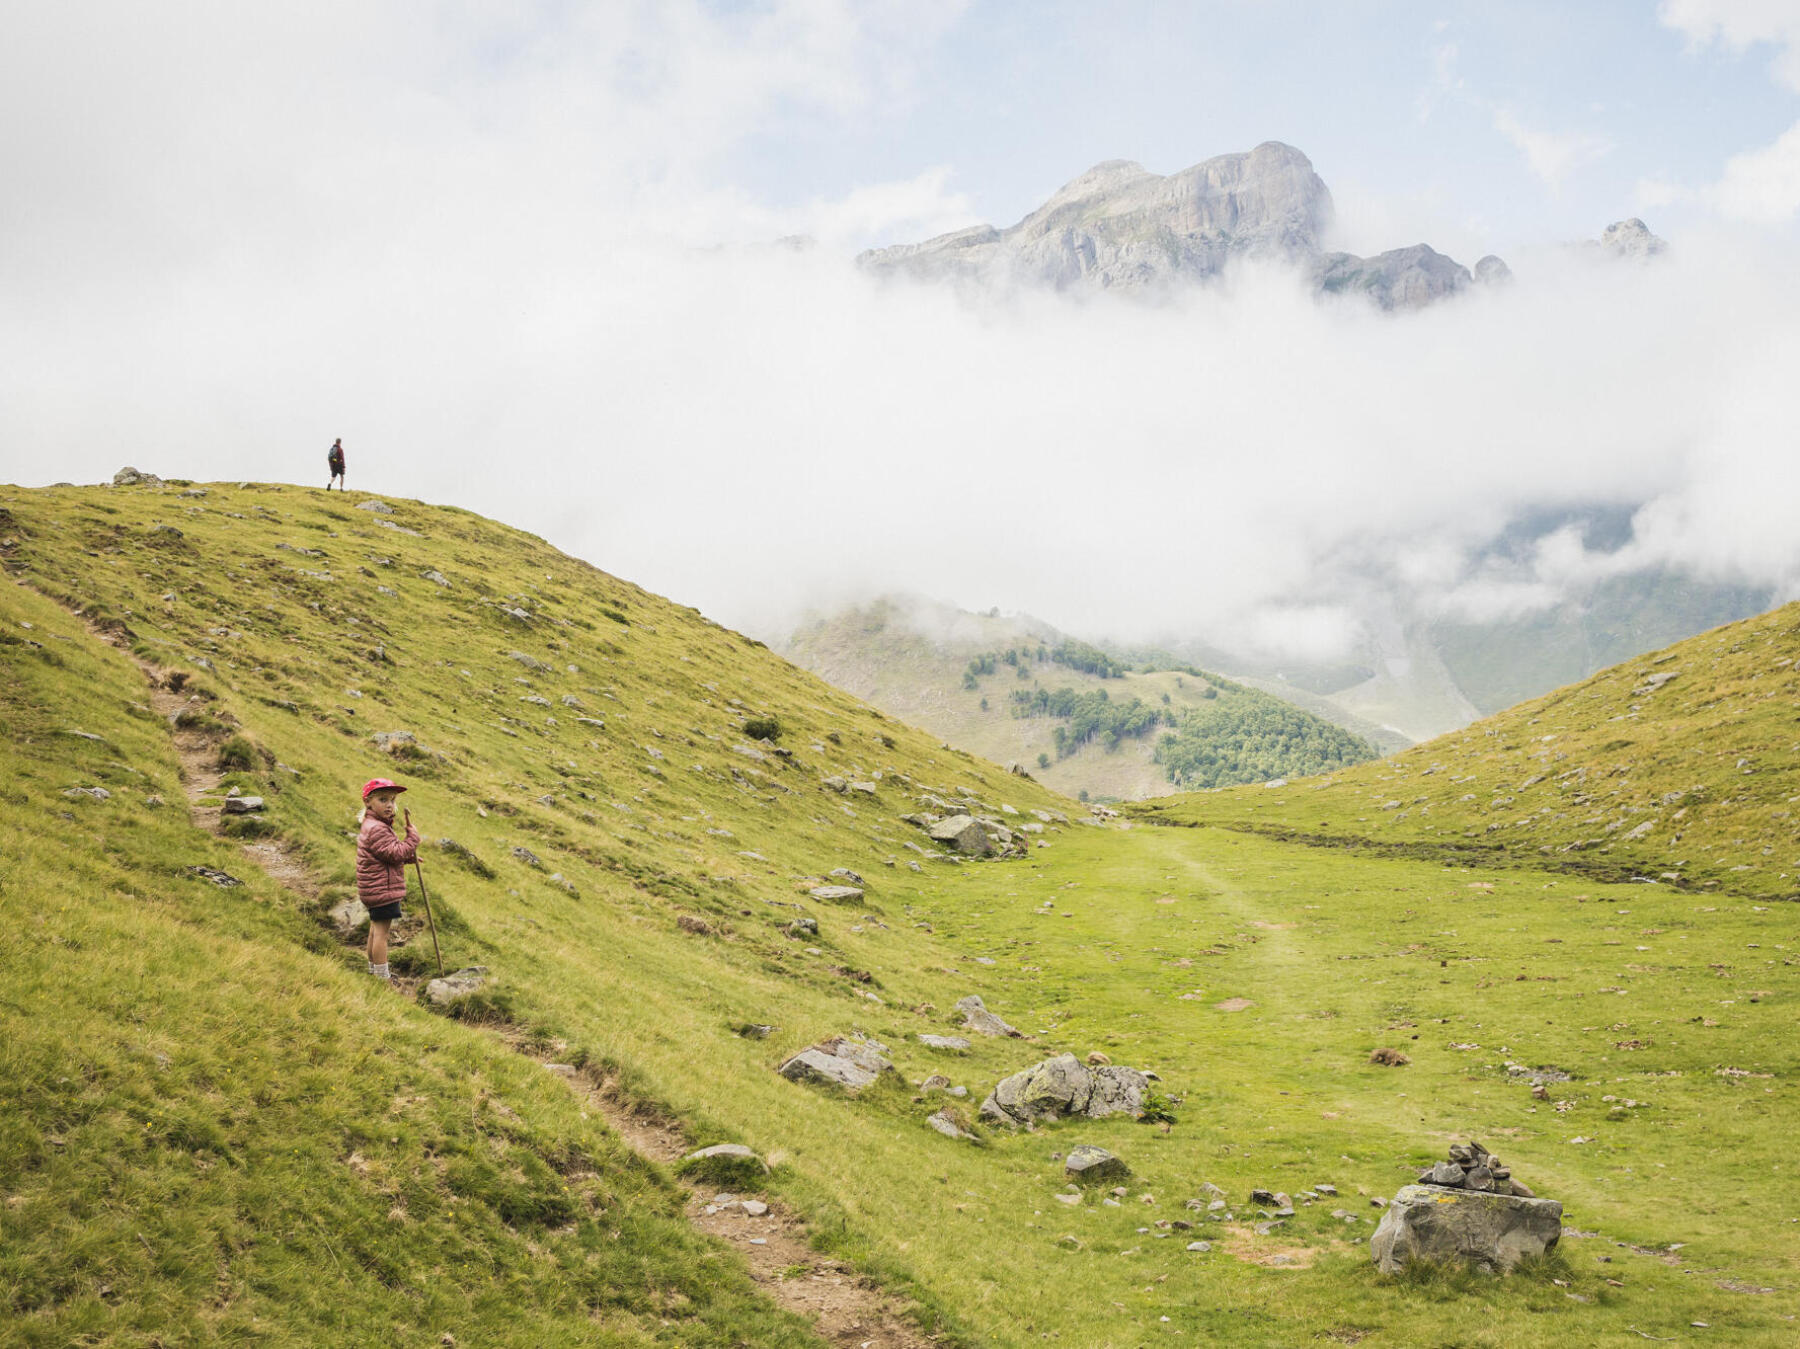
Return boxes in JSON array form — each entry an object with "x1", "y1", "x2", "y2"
[{"x1": 1598, "y1": 217, "x2": 1669, "y2": 261}]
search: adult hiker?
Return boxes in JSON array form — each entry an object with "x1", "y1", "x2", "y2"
[
  {"x1": 356, "y1": 777, "x2": 418, "y2": 981},
  {"x1": 326, "y1": 438, "x2": 346, "y2": 490}
]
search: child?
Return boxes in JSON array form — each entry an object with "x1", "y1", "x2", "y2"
[{"x1": 357, "y1": 777, "x2": 419, "y2": 980}]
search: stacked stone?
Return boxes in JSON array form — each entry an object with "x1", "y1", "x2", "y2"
[{"x1": 1416, "y1": 1140, "x2": 1536, "y2": 1198}]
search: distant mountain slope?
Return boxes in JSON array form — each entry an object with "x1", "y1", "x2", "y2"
[
  {"x1": 778, "y1": 596, "x2": 1378, "y2": 800},
  {"x1": 1137, "y1": 600, "x2": 1800, "y2": 898},
  {"x1": 859, "y1": 141, "x2": 1506, "y2": 309}
]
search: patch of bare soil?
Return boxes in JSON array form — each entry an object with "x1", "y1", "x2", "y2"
[
  {"x1": 514, "y1": 1046, "x2": 940, "y2": 1349},
  {"x1": 63, "y1": 595, "x2": 936, "y2": 1349}
]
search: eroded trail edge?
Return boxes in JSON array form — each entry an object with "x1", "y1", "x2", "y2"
[{"x1": 79, "y1": 605, "x2": 938, "y2": 1349}]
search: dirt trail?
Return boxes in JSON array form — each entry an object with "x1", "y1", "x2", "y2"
[{"x1": 81, "y1": 607, "x2": 938, "y2": 1349}]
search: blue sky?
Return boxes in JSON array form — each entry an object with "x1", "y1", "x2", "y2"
[{"x1": 717, "y1": 1, "x2": 1800, "y2": 256}]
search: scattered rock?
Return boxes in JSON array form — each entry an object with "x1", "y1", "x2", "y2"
[
  {"x1": 422, "y1": 570, "x2": 450, "y2": 587},
  {"x1": 424, "y1": 967, "x2": 491, "y2": 1006},
  {"x1": 828, "y1": 868, "x2": 864, "y2": 884},
  {"x1": 918, "y1": 1034, "x2": 971, "y2": 1051},
  {"x1": 735, "y1": 1023, "x2": 776, "y2": 1039},
  {"x1": 62, "y1": 786, "x2": 112, "y2": 801},
  {"x1": 1064, "y1": 1145, "x2": 1130, "y2": 1186},
  {"x1": 371, "y1": 730, "x2": 417, "y2": 752},
  {"x1": 1371, "y1": 1183, "x2": 1563, "y2": 1274},
  {"x1": 328, "y1": 897, "x2": 367, "y2": 937},
  {"x1": 786, "y1": 917, "x2": 819, "y2": 937},
  {"x1": 184, "y1": 866, "x2": 242, "y2": 887},
  {"x1": 511, "y1": 847, "x2": 542, "y2": 868},
  {"x1": 926, "y1": 1109, "x2": 976, "y2": 1140},
  {"x1": 112, "y1": 467, "x2": 163, "y2": 487},
  {"x1": 980, "y1": 1053, "x2": 1148, "y2": 1127},
  {"x1": 928, "y1": 815, "x2": 1001, "y2": 857},
  {"x1": 808, "y1": 885, "x2": 864, "y2": 904},
  {"x1": 955, "y1": 993, "x2": 1023, "y2": 1038},
  {"x1": 355, "y1": 500, "x2": 394, "y2": 514},
  {"x1": 221, "y1": 796, "x2": 265, "y2": 814},
  {"x1": 777, "y1": 1035, "x2": 894, "y2": 1092},
  {"x1": 1186, "y1": 1241, "x2": 1212, "y2": 1253}
]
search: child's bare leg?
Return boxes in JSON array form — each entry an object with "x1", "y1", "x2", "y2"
[{"x1": 368, "y1": 919, "x2": 391, "y2": 973}]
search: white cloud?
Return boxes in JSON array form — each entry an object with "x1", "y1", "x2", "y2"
[
  {"x1": 1492, "y1": 108, "x2": 1615, "y2": 188},
  {"x1": 1710, "y1": 118, "x2": 1800, "y2": 220},
  {"x1": 1660, "y1": 0, "x2": 1800, "y2": 91},
  {"x1": 1635, "y1": 175, "x2": 1695, "y2": 209},
  {"x1": 2, "y1": 2, "x2": 1800, "y2": 665}
]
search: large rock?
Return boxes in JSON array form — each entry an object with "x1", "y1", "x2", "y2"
[
  {"x1": 1371, "y1": 1184, "x2": 1563, "y2": 1274},
  {"x1": 1064, "y1": 1145, "x2": 1130, "y2": 1185},
  {"x1": 980, "y1": 1053, "x2": 1148, "y2": 1127},
  {"x1": 777, "y1": 1036, "x2": 894, "y2": 1093},
  {"x1": 808, "y1": 885, "x2": 864, "y2": 904},
  {"x1": 112, "y1": 466, "x2": 163, "y2": 487},
  {"x1": 955, "y1": 994, "x2": 1023, "y2": 1038},
  {"x1": 424, "y1": 966, "x2": 491, "y2": 1006},
  {"x1": 929, "y1": 815, "x2": 997, "y2": 857},
  {"x1": 221, "y1": 795, "x2": 265, "y2": 814}
]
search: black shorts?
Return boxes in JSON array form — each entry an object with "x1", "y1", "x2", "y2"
[{"x1": 367, "y1": 901, "x2": 402, "y2": 923}]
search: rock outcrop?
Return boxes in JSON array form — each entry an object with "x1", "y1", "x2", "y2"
[
  {"x1": 1064, "y1": 1144, "x2": 1130, "y2": 1185},
  {"x1": 862, "y1": 143, "x2": 1330, "y2": 291},
  {"x1": 424, "y1": 966, "x2": 491, "y2": 1006},
  {"x1": 777, "y1": 1035, "x2": 894, "y2": 1092},
  {"x1": 860, "y1": 141, "x2": 1503, "y2": 310},
  {"x1": 1597, "y1": 217, "x2": 1668, "y2": 262},
  {"x1": 979, "y1": 1053, "x2": 1148, "y2": 1126},
  {"x1": 955, "y1": 994, "x2": 1023, "y2": 1038},
  {"x1": 1371, "y1": 1184, "x2": 1563, "y2": 1274}
]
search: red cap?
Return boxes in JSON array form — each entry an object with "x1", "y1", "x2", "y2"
[{"x1": 362, "y1": 777, "x2": 407, "y2": 800}]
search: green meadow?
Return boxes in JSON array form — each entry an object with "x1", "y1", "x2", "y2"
[{"x1": 2, "y1": 482, "x2": 1795, "y2": 1346}]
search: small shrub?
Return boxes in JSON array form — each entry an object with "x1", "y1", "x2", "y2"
[
  {"x1": 1137, "y1": 1090, "x2": 1179, "y2": 1127},
  {"x1": 1369, "y1": 1046, "x2": 1411, "y2": 1066},
  {"x1": 742, "y1": 716, "x2": 781, "y2": 742},
  {"x1": 216, "y1": 736, "x2": 257, "y2": 771},
  {"x1": 1037, "y1": 753, "x2": 1051, "y2": 770}
]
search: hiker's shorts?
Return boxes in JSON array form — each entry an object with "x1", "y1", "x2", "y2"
[{"x1": 366, "y1": 901, "x2": 403, "y2": 923}]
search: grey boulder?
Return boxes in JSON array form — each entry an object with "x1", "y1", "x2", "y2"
[
  {"x1": 808, "y1": 885, "x2": 864, "y2": 904},
  {"x1": 1371, "y1": 1184, "x2": 1563, "y2": 1275},
  {"x1": 980, "y1": 1053, "x2": 1148, "y2": 1127},
  {"x1": 424, "y1": 966, "x2": 491, "y2": 1006},
  {"x1": 777, "y1": 1036, "x2": 894, "y2": 1093},
  {"x1": 928, "y1": 815, "x2": 997, "y2": 857},
  {"x1": 222, "y1": 796, "x2": 265, "y2": 814},
  {"x1": 956, "y1": 994, "x2": 1023, "y2": 1038},
  {"x1": 1064, "y1": 1145, "x2": 1130, "y2": 1185},
  {"x1": 917, "y1": 1034, "x2": 971, "y2": 1051}
]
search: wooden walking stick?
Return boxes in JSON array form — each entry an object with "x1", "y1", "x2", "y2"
[{"x1": 405, "y1": 809, "x2": 445, "y2": 977}]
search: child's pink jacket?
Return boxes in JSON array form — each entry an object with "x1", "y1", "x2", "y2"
[{"x1": 357, "y1": 816, "x2": 419, "y2": 906}]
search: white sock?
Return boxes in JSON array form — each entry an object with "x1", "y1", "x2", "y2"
[{"x1": 370, "y1": 962, "x2": 390, "y2": 979}]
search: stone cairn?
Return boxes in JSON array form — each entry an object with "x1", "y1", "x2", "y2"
[{"x1": 1416, "y1": 1140, "x2": 1535, "y2": 1199}]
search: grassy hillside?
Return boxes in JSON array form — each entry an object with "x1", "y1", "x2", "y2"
[
  {"x1": 5, "y1": 482, "x2": 1798, "y2": 1346},
  {"x1": 1134, "y1": 601, "x2": 1800, "y2": 901},
  {"x1": 779, "y1": 597, "x2": 1383, "y2": 800}
]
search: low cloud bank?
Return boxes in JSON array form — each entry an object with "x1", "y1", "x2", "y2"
[{"x1": 2, "y1": 5, "x2": 1797, "y2": 663}]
